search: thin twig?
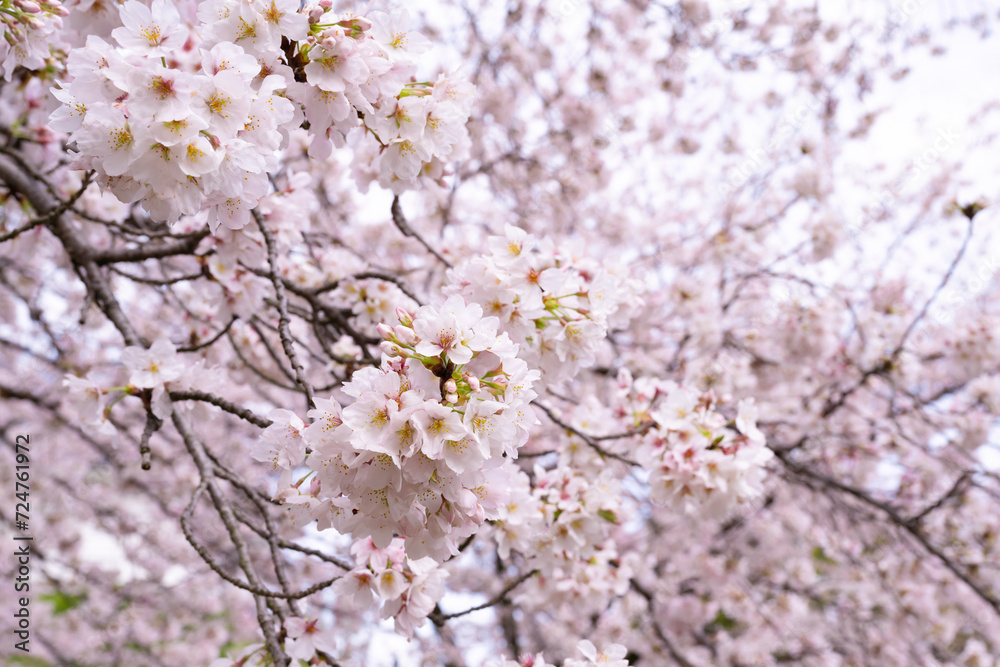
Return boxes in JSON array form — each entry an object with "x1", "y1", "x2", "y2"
[
  {"x1": 176, "y1": 316, "x2": 238, "y2": 353},
  {"x1": 391, "y1": 195, "x2": 453, "y2": 268},
  {"x1": 629, "y1": 578, "x2": 696, "y2": 667},
  {"x1": 93, "y1": 230, "x2": 210, "y2": 265},
  {"x1": 172, "y1": 413, "x2": 291, "y2": 666},
  {"x1": 535, "y1": 402, "x2": 640, "y2": 466},
  {"x1": 907, "y1": 472, "x2": 970, "y2": 526},
  {"x1": 895, "y1": 216, "x2": 975, "y2": 355},
  {"x1": 430, "y1": 569, "x2": 538, "y2": 624},
  {"x1": 254, "y1": 209, "x2": 316, "y2": 412}
]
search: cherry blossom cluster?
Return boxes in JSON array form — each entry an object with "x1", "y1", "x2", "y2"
[
  {"x1": 445, "y1": 224, "x2": 640, "y2": 386},
  {"x1": 63, "y1": 337, "x2": 219, "y2": 429},
  {"x1": 490, "y1": 464, "x2": 635, "y2": 618},
  {"x1": 485, "y1": 640, "x2": 631, "y2": 667},
  {"x1": 254, "y1": 294, "x2": 540, "y2": 564},
  {"x1": 332, "y1": 537, "x2": 448, "y2": 639},
  {"x1": 210, "y1": 614, "x2": 339, "y2": 666},
  {"x1": 296, "y1": 6, "x2": 473, "y2": 192},
  {"x1": 49, "y1": 1, "x2": 474, "y2": 225},
  {"x1": 329, "y1": 276, "x2": 418, "y2": 332},
  {"x1": 50, "y1": 0, "x2": 301, "y2": 228},
  {"x1": 616, "y1": 370, "x2": 774, "y2": 519},
  {"x1": 494, "y1": 464, "x2": 622, "y2": 562},
  {"x1": 0, "y1": 0, "x2": 68, "y2": 81}
]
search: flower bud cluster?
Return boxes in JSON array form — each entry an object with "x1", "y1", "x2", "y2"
[
  {"x1": 332, "y1": 537, "x2": 448, "y2": 639},
  {"x1": 446, "y1": 224, "x2": 640, "y2": 386},
  {"x1": 50, "y1": 2, "x2": 474, "y2": 225},
  {"x1": 261, "y1": 294, "x2": 540, "y2": 564},
  {"x1": 0, "y1": 0, "x2": 68, "y2": 81},
  {"x1": 63, "y1": 337, "x2": 220, "y2": 430}
]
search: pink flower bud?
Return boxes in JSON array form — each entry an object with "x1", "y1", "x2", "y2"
[
  {"x1": 395, "y1": 306, "x2": 413, "y2": 327},
  {"x1": 17, "y1": 0, "x2": 41, "y2": 14},
  {"x1": 394, "y1": 325, "x2": 416, "y2": 344},
  {"x1": 376, "y1": 322, "x2": 394, "y2": 340},
  {"x1": 319, "y1": 0, "x2": 333, "y2": 8},
  {"x1": 309, "y1": 6, "x2": 325, "y2": 22},
  {"x1": 467, "y1": 375, "x2": 480, "y2": 392},
  {"x1": 443, "y1": 379, "x2": 458, "y2": 394},
  {"x1": 471, "y1": 504, "x2": 485, "y2": 524},
  {"x1": 309, "y1": 476, "x2": 321, "y2": 496},
  {"x1": 380, "y1": 341, "x2": 400, "y2": 357}
]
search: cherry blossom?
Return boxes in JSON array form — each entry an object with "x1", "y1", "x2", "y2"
[{"x1": 2, "y1": 1, "x2": 999, "y2": 665}]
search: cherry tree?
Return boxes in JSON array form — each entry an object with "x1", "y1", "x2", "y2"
[{"x1": 1, "y1": 0, "x2": 999, "y2": 665}]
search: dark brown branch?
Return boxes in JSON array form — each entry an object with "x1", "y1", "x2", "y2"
[
  {"x1": 907, "y1": 472, "x2": 970, "y2": 526},
  {"x1": 169, "y1": 389, "x2": 273, "y2": 428},
  {"x1": 176, "y1": 316, "x2": 238, "y2": 353},
  {"x1": 0, "y1": 153, "x2": 142, "y2": 346},
  {"x1": 93, "y1": 230, "x2": 210, "y2": 265},
  {"x1": 774, "y1": 448, "x2": 1000, "y2": 618},
  {"x1": 894, "y1": 216, "x2": 975, "y2": 356},
  {"x1": 138, "y1": 410, "x2": 161, "y2": 471},
  {"x1": 108, "y1": 265, "x2": 207, "y2": 286},
  {"x1": 313, "y1": 270, "x2": 424, "y2": 306}
]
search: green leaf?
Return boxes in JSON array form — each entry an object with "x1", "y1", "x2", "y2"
[
  {"x1": 811, "y1": 546, "x2": 837, "y2": 565},
  {"x1": 708, "y1": 609, "x2": 738, "y2": 632},
  {"x1": 597, "y1": 509, "x2": 618, "y2": 524},
  {"x1": 8, "y1": 657, "x2": 53, "y2": 667},
  {"x1": 39, "y1": 590, "x2": 87, "y2": 615}
]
